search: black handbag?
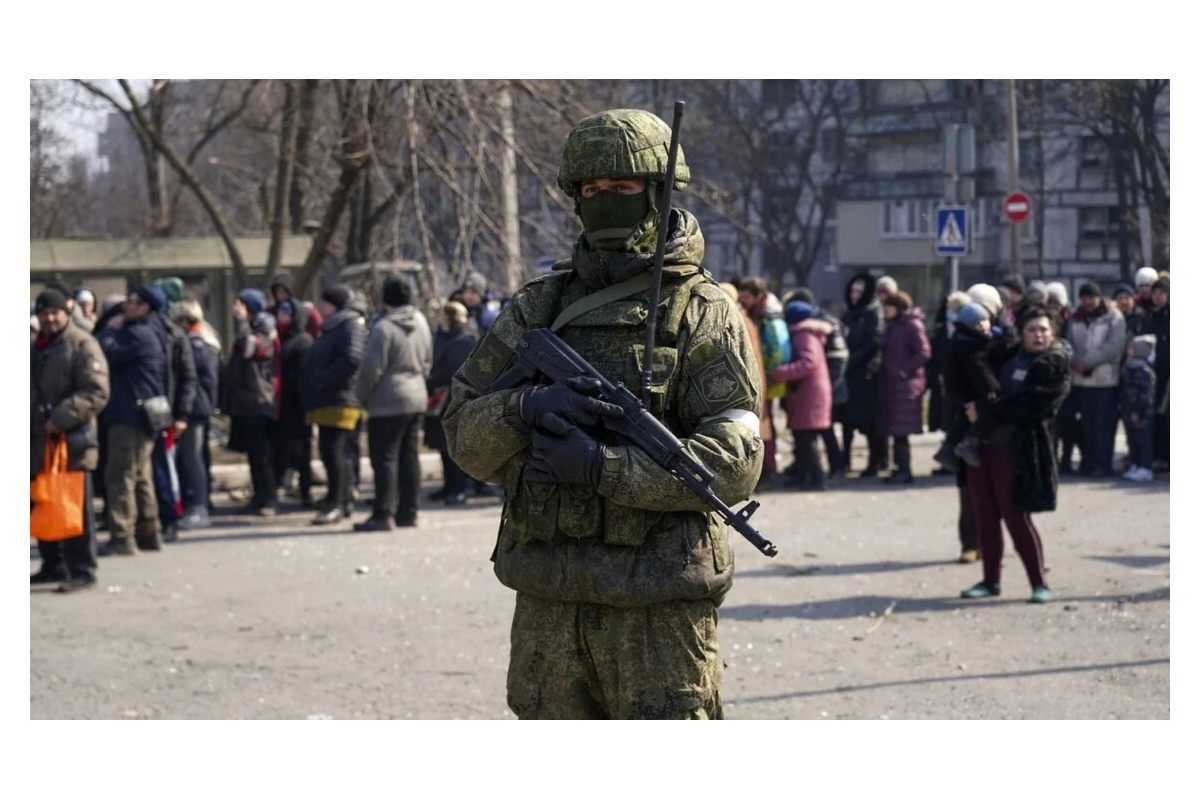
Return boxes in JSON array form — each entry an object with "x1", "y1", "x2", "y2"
[
  {"x1": 138, "y1": 394, "x2": 174, "y2": 434},
  {"x1": 31, "y1": 362, "x2": 98, "y2": 457}
]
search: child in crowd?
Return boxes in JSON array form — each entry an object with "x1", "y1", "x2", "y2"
[{"x1": 1120, "y1": 335, "x2": 1157, "y2": 482}]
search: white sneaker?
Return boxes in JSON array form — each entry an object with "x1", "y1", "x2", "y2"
[
  {"x1": 1122, "y1": 467, "x2": 1139, "y2": 481},
  {"x1": 1131, "y1": 468, "x2": 1154, "y2": 483}
]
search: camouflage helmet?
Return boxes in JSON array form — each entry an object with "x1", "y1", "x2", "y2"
[{"x1": 557, "y1": 108, "x2": 689, "y2": 196}]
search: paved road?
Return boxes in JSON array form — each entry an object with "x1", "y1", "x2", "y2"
[{"x1": 30, "y1": 439, "x2": 1169, "y2": 719}]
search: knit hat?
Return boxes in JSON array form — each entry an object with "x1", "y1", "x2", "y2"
[
  {"x1": 460, "y1": 271, "x2": 488, "y2": 294},
  {"x1": 74, "y1": 288, "x2": 95, "y2": 306},
  {"x1": 382, "y1": 276, "x2": 412, "y2": 308},
  {"x1": 238, "y1": 288, "x2": 268, "y2": 317},
  {"x1": 134, "y1": 285, "x2": 167, "y2": 312},
  {"x1": 967, "y1": 283, "x2": 1004, "y2": 320},
  {"x1": 876, "y1": 276, "x2": 898, "y2": 296},
  {"x1": 252, "y1": 311, "x2": 277, "y2": 336},
  {"x1": 946, "y1": 291, "x2": 972, "y2": 314},
  {"x1": 47, "y1": 280, "x2": 74, "y2": 305},
  {"x1": 999, "y1": 274, "x2": 1026, "y2": 296},
  {"x1": 35, "y1": 288, "x2": 71, "y2": 314},
  {"x1": 1152, "y1": 278, "x2": 1170, "y2": 294},
  {"x1": 1078, "y1": 281, "x2": 1102, "y2": 299},
  {"x1": 153, "y1": 276, "x2": 185, "y2": 305},
  {"x1": 1135, "y1": 267, "x2": 1158, "y2": 288},
  {"x1": 1112, "y1": 283, "x2": 1136, "y2": 299},
  {"x1": 784, "y1": 301, "x2": 815, "y2": 324},
  {"x1": 275, "y1": 299, "x2": 296, "y2": 319},
  {"x1": 321, "y1": 285, "x2": 351, "y2": 311},
  {"x1": 1130, "y1": 334, "x2": 1156, "y2": 361},
  {"x1": 792, "y1": 287, "x2": 817, "y2": 306},
  {"x1": 956, "y1": 302, "x2": 989, "y2": 329},
  {"x1": 1045, "y1": 282, "x2": 1068, "y2": 307},
  {"x1": 882, "y1": 291, "x2": 912, "y2": 313}
]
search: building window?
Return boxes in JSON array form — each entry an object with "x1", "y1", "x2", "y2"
[
  {"x1": 1078, "y1": 206, "x2": 1123, "y2": 261},
  {"x1": 1080, "y1": 136, "x2": 1109, "y2": 170},
  {"x1": 881, "y1": 199, "x2": 936, "y2": 238}
]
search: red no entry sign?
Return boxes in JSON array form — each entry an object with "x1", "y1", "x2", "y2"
[{"x1": 1005, "y1": 191, "x2": 1031, "y2": 223}]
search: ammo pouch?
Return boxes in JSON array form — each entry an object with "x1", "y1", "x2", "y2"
[{"x1": 505, "y1": 465, "x2": 663, "y2": 548}]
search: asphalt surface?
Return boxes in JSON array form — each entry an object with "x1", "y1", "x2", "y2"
[{"x1": 30, "y1": 436, "x2": 1169, "y2": 719}]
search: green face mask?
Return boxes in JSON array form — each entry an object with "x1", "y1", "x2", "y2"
[{"x1": 579, "y1": 190, "x2": 651, "y2": 250}]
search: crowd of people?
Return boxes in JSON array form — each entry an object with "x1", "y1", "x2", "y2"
[
  {"x1": 730, "y1": 267, "x2": 1169, "y2": 601},
  {"x1": 31, "y1": 269, "x2": 508, "y2": 592},
  {"x1": 30, "y1": 260, "x2": 1168, "y2": 601}
]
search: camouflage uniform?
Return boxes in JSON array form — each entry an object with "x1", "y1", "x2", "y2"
[{"x1": 443, "y1": 109, "x2": 763, "y2": 719}]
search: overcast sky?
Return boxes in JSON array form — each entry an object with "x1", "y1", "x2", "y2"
[{"x1": 37, "y1": 79, "x2": 152, "y2": 168}]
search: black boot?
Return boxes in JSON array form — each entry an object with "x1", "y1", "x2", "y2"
[
  {"x1": 56, "y1": 575, "x2": 98, "y2": 594},
  {"x1": 885, "y1": 438, "x2": 914, "y2": 484},
  {"x1": 31, "y1": 568, "x2": 69, "y2": 584}
]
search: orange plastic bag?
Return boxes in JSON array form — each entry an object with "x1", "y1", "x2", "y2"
[{"x1": 30, "y1": 436, "x2": 84, "y2": 542}]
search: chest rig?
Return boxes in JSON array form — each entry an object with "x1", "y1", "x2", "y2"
[{"x1": 503, "y1": 267, "x2": 710, "y2": 548}]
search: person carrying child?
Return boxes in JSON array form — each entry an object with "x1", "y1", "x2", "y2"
[{"x1": 933, "y1": 301, "x2": 1003, "y2": 470}]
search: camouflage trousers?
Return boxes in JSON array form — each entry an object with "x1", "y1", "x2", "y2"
[{"x1": 506, "y1": 592, "x2": 724, "y2": 719}]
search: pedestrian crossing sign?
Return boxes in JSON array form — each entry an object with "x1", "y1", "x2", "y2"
[{"x1": 935, "y1": 206, "x2": 969, "y2": 256}]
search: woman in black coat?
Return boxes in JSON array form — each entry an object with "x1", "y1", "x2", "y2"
[
  {"x1": 273, "y1": 300, "x2": 316, "y2": 507},
  {"x1": 960, "y1": 305, "x2": 1070, "y2": 604},
  {"x1": 838, "y1": 272, "x2": 886, "y2": 476}
]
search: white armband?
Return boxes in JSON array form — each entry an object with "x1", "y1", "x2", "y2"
[{"x1": 699, "y1": 408, "x2": 760, "y2": 434}]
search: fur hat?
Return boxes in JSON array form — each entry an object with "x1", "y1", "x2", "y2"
[
  {"x1": 1135, "y1": 267, "x2": 1159, "y2": 288},
  {"x1": 946, "y1": 291, "x2": 972, "y2": 314},
  {"x1": 882, "y1": 291, "x2": 912, "y2": 313},
  {"x1": 1045, "y1": 282, "x2": 1068, "y2": 307},
  {"x1": 1130, "y1": 334, "x2": 1156, "y2": 361},
  {"x1": 876, "y1": 276, "x2": 898, "y2": 296},
  {"x1": 967, "y1": 283, "x2": 1004, "y2": 320}
]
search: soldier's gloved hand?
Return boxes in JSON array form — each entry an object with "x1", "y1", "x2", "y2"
[
  {"x1": 525, "y1": 413, "x2": 605, "y2": 487},
  {"x1": 519, "y1": 376, "x2": 623, "y2": 430}
]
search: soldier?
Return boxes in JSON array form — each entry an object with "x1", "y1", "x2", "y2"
[{"x1": 443, "y1": 108, "x2": 763, "y2": 719}]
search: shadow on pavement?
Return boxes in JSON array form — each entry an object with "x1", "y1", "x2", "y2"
[
  {"x1": 720, "y1": 585, "x2": 1170, "y2": 622},
  {"x1": 1088, "y1": 554, "x2": 1170, "y2": 569},
  {"x1": 727, "y1": 657, "x2": 1170, "y2": 707},
  {"x1": 736, "y1": 559, "x2": 953, "y2": 580}
]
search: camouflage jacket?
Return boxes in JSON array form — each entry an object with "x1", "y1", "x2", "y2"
[{"x1": 443, "y1": 211, "x2": 763, "y2": 608}]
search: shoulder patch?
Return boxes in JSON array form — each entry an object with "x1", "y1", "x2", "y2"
[
  {"x1": 688, "y1": 339, "x2": 755, "y2": 416},
  {"x1": 460, "y1": 330, "x2": 514, "y2": 393}
]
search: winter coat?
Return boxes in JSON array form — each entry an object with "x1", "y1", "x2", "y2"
[
  {"x1": 425, "y1": 323, "x2": 478, "y2": 451},
  {"x1": 771, "y1": 319, "x2": 833, "y2": 432},
  {"x1": 223, "y1": 315, "x2": 280, "y2": 419},
  {"x1": 980, "y1": 340, "x2": 1071, "y2": 513},
  {"x1": 186, "y1": 324, "x2": 221, "y2": 420},
  {"x1": 31, "y1": 321, "x2": 110, "y2": 474},
  {"x1": 1147, "y1": 302, "x2": 1169, "y2": 402},
  {"x1": 944, "y1": 324, "x2": 1002, "y2": 403},
  {"x1": 301, "y1": 303, "x2": 367, "y2": 410},
  {"x1": 817, "y1": 310, "x2": 849, "y2": 406},
  {"x1": 1065, "y1": 303, "x2": 1125, "y2": 388},
  {"x1": 927, "y1": 298, "x2": 951, "y2": 432},
  {"x1": 160, "y1": 314, "x2": 198, "y2": 423},
  {"x1": 751, "y1": 295, "x2": 791, "y2": 401},
  {"x1": 356, "y1": 305, "x2": 433, "y2": 417},
  {"x1": 877, "y1": 308, "x2": 931, "y2": 437},
  {"x1": 740, "y1": 310, "x2": 771, "y2": 440},
  {"x1": 839, "y1": 271, "x2": 885, "y2": 428},
  {"x1": 1121, "y1": 307, "x2": 1149, "y2": 343},
  {"x1": 1120, "y1": 359, "x2": 1156, "y2": 421},
  {"x1": 98, "y1": 315, "x2": 168, "y2": 428},
  {"x1": 278, "y1": 303, "x2": 315, "y2": 434}
]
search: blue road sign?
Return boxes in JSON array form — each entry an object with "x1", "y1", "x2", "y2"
[{"x1": 935, "y1": 206, "x2": 969, "y2": 256}]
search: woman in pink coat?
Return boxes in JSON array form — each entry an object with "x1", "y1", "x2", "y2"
[{"x1": 771, "y1": 301, "x2": 833, "y2": 491}]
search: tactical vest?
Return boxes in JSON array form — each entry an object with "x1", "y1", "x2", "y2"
[{"x1": 500, "y1": 267, "x2": 703, "y2": 541}]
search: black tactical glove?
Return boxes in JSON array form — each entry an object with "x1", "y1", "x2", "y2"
[
  {"x1": 518, "y1": 376, "x2": 623, "y2": 430},
  {"x1": 525, "y1": 413, "x2": 605, "y2": 487}
]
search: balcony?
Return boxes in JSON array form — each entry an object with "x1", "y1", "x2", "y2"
[{"x1": 839, "y1": 169, "x2": 997, "y2": 201}]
